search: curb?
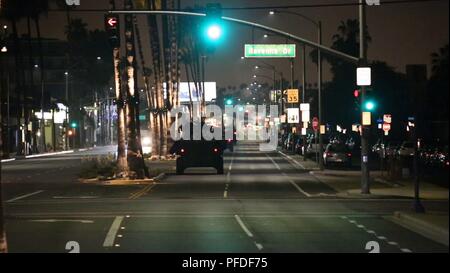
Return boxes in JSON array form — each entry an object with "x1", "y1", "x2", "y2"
[
  {"x1": 385, "y1": 212, "x2": 449, "y2": 247},
  {"x1": 153, "y1": 172, "x2": 166, "y2": 182}
]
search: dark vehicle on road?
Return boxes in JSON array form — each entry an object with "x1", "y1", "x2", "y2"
[{"x1": 171, "y1": 139, "x2": 226, "y2": 175}]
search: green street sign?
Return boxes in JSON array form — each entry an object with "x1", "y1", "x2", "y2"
[
  {"x1": 245, "y1": 44, "x2": 296, "y2": 58},
  {"x1": 139, "y1": 115, "x2": 147, "y2": 121}
]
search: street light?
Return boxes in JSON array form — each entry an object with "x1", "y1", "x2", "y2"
[{"x1": 270, "y1": 9, "x2": 323, "y2": 167}]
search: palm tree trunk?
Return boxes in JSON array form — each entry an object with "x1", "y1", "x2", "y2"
[
  {"x1": 124, "y1": 0, "x2": 145, "y2": 178},
  {"x1": 110, "y1": 0, "x2": 128, "y2": 175}
]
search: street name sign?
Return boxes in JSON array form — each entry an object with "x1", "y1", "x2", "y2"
[{"x1": 245, "y1": 44, "x2": 296, "y2": 58}]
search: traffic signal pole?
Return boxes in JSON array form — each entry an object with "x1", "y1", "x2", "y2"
[{"x1": 360, "y1": 0, "x2": 370, "y2": 194}]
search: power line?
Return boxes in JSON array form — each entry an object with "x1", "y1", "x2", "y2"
[{"x1": 45, "y1": 0, "x2": 447, "y2": 13}]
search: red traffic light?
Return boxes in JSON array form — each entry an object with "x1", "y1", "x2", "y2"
[{"x1": 354, "y1": 90, "x2": 360, "y2": 98}]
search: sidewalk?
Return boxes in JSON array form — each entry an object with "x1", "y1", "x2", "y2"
[{"x1": 279, "y1": 150, "x2": 449, "y2": 200}]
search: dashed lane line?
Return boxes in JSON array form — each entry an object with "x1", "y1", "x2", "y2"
[
  {"x1": 6, "y1": 190, "x2": 45, "y2": 203},
  {"x1": 343, "y1": 216, "x2": 413, "y2": 253},
  {"x1": 234, "y1": 215, "x2": 264, "y2": 251}
]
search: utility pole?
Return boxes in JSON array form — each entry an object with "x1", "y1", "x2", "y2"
[
  {"x1": 318, "y1": 21, "x2": 324, "y2": 171},
  {"x1": 359, "y1": 0, "x2": 370, "y2": 194},
  {"x1": 65, "y1": 72, "x2": 69, "y2": 150},
  {"x1": 302, "y1": 44, "x2": 307, "y2": 161}
]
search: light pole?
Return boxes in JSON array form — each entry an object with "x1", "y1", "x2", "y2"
[
  {"x1": 0, "y1": 24, "x2": 9, "y2": 252},
  {"x1": 65, "y1": 71, "x2": 69, "y2": 150},
  {"x1": 270, "y1": 10, "x2": 322, "y2": 166}
]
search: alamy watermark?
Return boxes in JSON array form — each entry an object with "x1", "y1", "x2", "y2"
[
  {"x1": 170, "y1": 103, "x2": 280, "y2": 152},
  {"x1": 65, "y1": 0, "x2": 81, "y2": 6},
  {"x1": 366, "y1": 0, "x2": 381, "y2": 5}
]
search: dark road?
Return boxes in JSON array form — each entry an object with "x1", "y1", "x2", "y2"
[{"x1": 2, "y1": 143, "x2": 448, "y2": 253}]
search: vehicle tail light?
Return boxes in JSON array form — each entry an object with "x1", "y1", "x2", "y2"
[
  {"x1": 180, "y1": 149, "x2": 186, "y2": 155},
  {"x1": 347, "y1": 153, "x2": 352, "y2": 157},
  {"x1": 227, "y1": 139, "x2": 232, "y2": 143},
  {"x1": 326, "y1": 152, "x2": 333, "y2": 157}
]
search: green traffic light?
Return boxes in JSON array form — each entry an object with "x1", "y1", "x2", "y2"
[
  {"x1": 364, "y1": 101, "x2": 376, "y2": 111},
  {"x1": 226, "y1": 99, "x2": 233, "y2": 106},
  {"x1": 71, "y1": 122, "x2": 77, "y2": 128},
  {"x1": 207, "y1": 24, "x2": 222, "y2": 40}
]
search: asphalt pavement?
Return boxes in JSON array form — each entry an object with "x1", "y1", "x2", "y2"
[{"x1": 1, "y1": 142, "x2": 448, "y2": 253}]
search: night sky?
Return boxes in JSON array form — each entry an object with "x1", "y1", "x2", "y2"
[{"x1": 11, "y1": 0, "x2": 450, "y2": 87}]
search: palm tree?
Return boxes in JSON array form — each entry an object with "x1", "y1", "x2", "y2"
[
  {"x1": 108, "y1": 0, "x2": 128, "y2": 175},
  {"x1": 146, "y1": 0, "x2": 165, "y2": 160},
  {"x1": 431, "y1": 44, "x2": 449, "y2": 75}
]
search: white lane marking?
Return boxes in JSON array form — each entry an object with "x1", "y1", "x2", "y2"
[
  {"x1": 7, "y1": 190, "x2": 45, "y2": 203},
  {"x1": 266, "y1": 154, "x2": 312, "y2": 198},
  {"x1": 25, "y1": 150, "x2": 74, "y2": 159},
  {"x1": 224, "y1": 154, "x2": 234, "y2": 198},
  {"x1": 234, "y1": 215, "x2": 264, "y2": 251},
  {"x1": 103, "y1": 216, "x2": 125, "y2": 247},
  {"x1": 53, "y1": 196, "x2": 99, "y2": 199},
  {"x1": 234, "y1": 215, "x2": 254, "y2": 238},
  {"x1": 283, "y1": 173, "x2": 313, "y2": 198},
  {"x1": 224, "y1": 173, "x2": 231, "y2": 199},
  {"x1": 29, "y1": 219, "x2": 94, "y2": 224},
  {"x1": 1, "y1": 158, "x2": 16, "y2": 163},
  {"x1": 278, "y1": 151, "x2": 306, "y2": 170},
  {"x1": 345, "y1": 217, "x2": 414, "y2": 253},
  {"x1": 266, "y1": 155, "x2": 282, "y2": 170}
]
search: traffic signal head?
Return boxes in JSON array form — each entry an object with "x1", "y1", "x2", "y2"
[
  {"x1": 203, "y1": 4, "x2": 225, "y2": 43},
  {"x1": 105, "y1": 15, "x2": 120, "y2": 47},
  {"x1": 364, "y1": 100, "x2": 376, "y2": 111},
  {"x1": 206, "y1": 24, "x2": 222, "y2": 41}
]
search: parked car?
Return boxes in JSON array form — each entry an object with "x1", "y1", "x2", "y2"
[
  {"x1": 323, "y1": 143, "x2": 352, "y2": 167},
  {"x1": 385, "y1": 141, "x2": 401, "y2": 158},
  {"x1": 398, "y1": 141, "x2": 415, "y2": 157}
]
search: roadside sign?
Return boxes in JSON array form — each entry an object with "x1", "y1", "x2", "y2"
[
  {"x1": 280, "y1": 115, "x2": 287, "y2": 124},
  {"x1": 357, "y1": 67, "x2": 372, "y2": 86},
  {"x1": 287, "y1": 108, "x2": 300, "y2": 124},
  {"x1": 300, "y1": 103, "x2": 310, "y2": 111},
  {"x1": 245, "y1": 44, "x2": 296, "y2": 58},
  {"x1": 312, "y1": 117, "x2": 319, "y2": 131},
  {"x1": 287, "y1": 89, "x2": 299, "y2": 103},
  {"x1": 382, "y1": 123, "x2": 391, "y2": 132},
  {"x1": 383, "y1": 114, "x2": 392, "y2": 124},
  {"x1": 362, "y1": 112, "x2": 372, "y2": 126},
  {"x1": 320, "y1": 125, "x2": 326, "y2": 135}
]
